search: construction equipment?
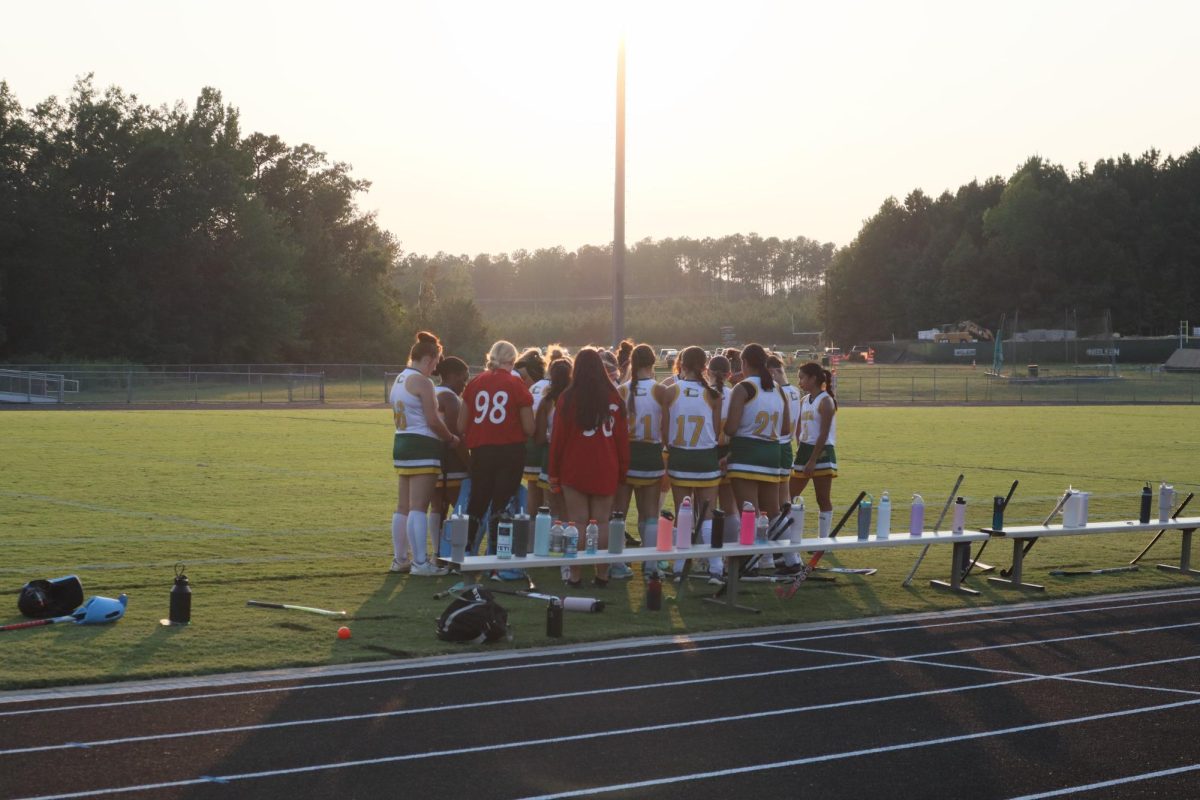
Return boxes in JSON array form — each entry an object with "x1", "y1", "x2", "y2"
[{"x1": 933, "y1": 320, "x2": 994, "y2": 343}]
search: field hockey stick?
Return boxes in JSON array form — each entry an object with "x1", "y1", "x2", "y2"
[
  {"x1": 962, "y1": 479, "x2": 1018, "y2": 580},
  {"x1": 742, "y1": 501, "x2": 793, "y2": 574},
  {"x1": 1050, "y1": 565, "x2": 1139, "y2": 577},
  {"x1": 814, "y1": 566, "x2": 877, "y2": 575},
  {"x1": 777, "y1": 491, "x2": 865, "y2": 600},
  {"x1": 674, "y1": 499, "x2": 710, "y2": 588},
  {"x1": 486, "y1": 587, "x2": 604, "y2": 612},
  {"x1": 997, "y1": 488, "x2": 1072, "y2": 578},
  {"x1": 1130, "y1": 492, "x2": 1194, "y2": 564},
  {"x1": 0, "y1": 611, "x2": 82, "y2": 632},
  {"x1": 246, "y1": 601, "x2": 347, "y2": 617},
  {"x1": 902, "y1": 473, "x2": 964, "y2": 586}
]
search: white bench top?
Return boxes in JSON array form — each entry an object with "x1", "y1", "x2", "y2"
[
  {"x1": 978, "y1": 517, "x2": 1200, "y2": 539},
  {"x1": 444, "y1": 530, "x2": 990, "y2": 572}
]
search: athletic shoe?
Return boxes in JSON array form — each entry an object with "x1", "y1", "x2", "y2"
[
  {"x1": 497, "y1": 569, "x2": 525, "y2": 581},
  {"x1": 608, "y1": 563, "x2": 635, "y2": 579},
  {"x1": 389, "y1": 557, "x2": 412, "y2": 573},
  {"x1": 489, "y1": 570, "x2": 502, "y2": 581},
  {"x1": 411, "y1": 560, "x2": 448, "y2": 577},
  {"x1": 707, "y1": 574, "x2": 725, "y2": 586},
  {"x1": 657, "y1": 560, "x2": 671, "y2": 572},
  {"x1": 672, "y1": 572, "x2": 683, "y2": 584}
]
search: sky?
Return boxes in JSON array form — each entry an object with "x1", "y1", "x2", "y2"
[{"x1": 4, "y1": 0, "x2": 1200, "y2": 257}]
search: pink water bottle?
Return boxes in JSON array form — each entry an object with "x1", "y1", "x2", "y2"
[
  {"x1": 739, "y1": 502, "x2": 756, "y2": 545},
  {"x1": 656, "y1": 510, "x2": 674, "y2": 553}
]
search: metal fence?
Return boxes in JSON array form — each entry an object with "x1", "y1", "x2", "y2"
[
  {"x1": 0, "y1": 369, "x2": 79, "y2": 403},
  {"x1": 0, "y1": 366, "x2": 325, "y2": 404}
]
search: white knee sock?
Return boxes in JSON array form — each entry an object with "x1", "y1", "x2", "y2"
[
  {"x1": 700, "y1": 521, "x2": 724, "y2": 575},
  {"x1": 407, "y1": 511, "x2": 428, "y2": 564},
  {"x1": 392, "y1": 513, "x2": 409, "y2": 562},
  {"x1": 818, "y1": 510, "x2": 833, "y2": 538},
  {"x1": 428, "y1": 513, "x2": 443, "y2": 557}
]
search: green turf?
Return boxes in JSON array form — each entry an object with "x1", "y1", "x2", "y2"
[{"x1": 1, "y1": 405, "x2": 1197, "y2": 690}]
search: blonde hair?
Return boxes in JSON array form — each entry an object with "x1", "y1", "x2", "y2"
[{"x1": 485, "y1": 340, "x2": 519, "y2": 370}]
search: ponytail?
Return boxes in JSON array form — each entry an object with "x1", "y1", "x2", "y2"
[
  {"x1": 678, "y1": 346, "x2": 720, "y2": 403},
  {"x1": 741, "y1": 343, "x2": 774, "y2": 391},
  {"x1": 824, "y1": 368, "x2": 838, "y2": 409},
  {"x1": 626, "y1": 343, "x2": 656, "y2": 415}
]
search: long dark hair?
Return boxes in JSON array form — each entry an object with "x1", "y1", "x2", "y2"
[
  {"x1": 676, "y1": 345, "x2": 721, "y2": 403},
  {"x1": 798, "y1": 361, "x2": 837, "y2": 408},
  {"x1": 707, "y1": 354, "x2": 731, "y2": 394},
  {"x1": 741, "y1": 343, "x2": 774, "y2": 391},
  {"x1": 544, "y1": 358, "x2": 572, "y2": 407},
  {"x1": 626, "y1": 343, "x2": 656, "y2": 415},
  {"x1": 564, "y1": 348, "x2": 613, "y2": 430},
  {"x1": 515, "y1": 347, "x2": 546, "y2": 382}
]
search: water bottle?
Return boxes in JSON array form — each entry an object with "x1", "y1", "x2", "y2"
[
  {"x1": 739, "y1": 502, "x2": 756, "y2": 545},
  {"x1": 992, "y1": 495, "x2": 1006, "y2": 531},
  {"x1": 496, "y1": 512, "x2": 514, "y2": 559},
  {"x1": 585, "y1": 520, "x2": 599, "y2": 555},
  {"x1": 876, "y1": 491, "x2": 891, "y2": 540},
  {"x1": 449, "y1": 512, "x2": 469, "y2": 562},
  {"x1": 546, "y1": 599, "x2": 563, "y2": 637},
  {"x1": 710, "y1": 508, "x2": 725, "y2": 548},
  {"x1": 549, "y1": 520, "x2": 565, "y2": 557},
  {"x1": 676, "y1": 497, "x2": 693, "y2": 550},
  {"x1": 513, "y1": 510, "x2": 530, "y2": 558},
  {"x1": 952, "y1": 496, "x2": 966, "y2": 535},
  {"x1": 789, "y1": 497, "x2": 806, "y2": 541},
  {"x1": 608, "y1": 511, "x2": 626, "y2": 555},
  {"x1": 168, "y1": 563, "x2": 191, "y2": 625},
  {"x1": 909, "y1": 494, "x2": 925, "y2": 536},
  {"x1": 1140, "y1": 483, "x2": 1152, "y2": 524},
  {"x1": 1063, "y1": 489, "x2": 1081, "y2": 528},
  {"x1": 534, "y1": 507, "x2": 552, "y2": 557},
  {"x1": 1159, "y1": 482, "x2": 1175, "y2": 523},
  {"x1": 438, "y1": 516, "x2": 452, "y2": 558},
  {"x1": 755, "y1": 512, "x2": 769, "y2": 544},
  {"x1": 564, "y1": 522, "x2": 579, "y2": 558},
  {"x1": 857, "y1": 494, "x2": 873, "y2": 540},
  {"x1": 647, "y1": 573, "x2": 663, "y2": 610},
  {"x1": 656, "y1": 510, "x2": 674, "y2": 553}
]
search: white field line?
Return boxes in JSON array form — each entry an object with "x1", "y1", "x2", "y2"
[
  {"x1": 17, "y1": 693, "x2": 1200, "y2": 800},
  {"x1": 5, "y1": 590, "x2": 1200, "y2": 716}
]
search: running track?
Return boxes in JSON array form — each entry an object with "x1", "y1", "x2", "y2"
[{"x1": 3, "y1": 587, "x2": 1200, "y2": 799}]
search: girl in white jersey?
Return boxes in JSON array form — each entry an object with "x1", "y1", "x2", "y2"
[
  {"x1": 662, "y1": 346, "x2": 723, "y2": 574},
  {"x1": 389, "y1": 331, "x2": 459, "y2": 576},
  {"x1": 769, "y1": 354, "x2": 805, "y2": 509},
  {"x1": 616, "y1": 344, "x2": 666, "y2": 575},
  {"x1": 706, "y1": 355, "x2": 738, "y2": 532},
  {"x1": 516, "y1": 348, "x2": 549, "y2": 514},
  {"x1": 724, "y1": 343, "x2": 791, "y2": 517},
  {"x1": 790, "y1": 361, "x2": 838, "y2": 539}
]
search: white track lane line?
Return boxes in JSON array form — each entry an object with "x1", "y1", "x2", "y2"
[
  {"x1": 1007, "y1": 763, "x2": 1200, "y2": 799},
  {"x1": 18, "y1": 695, "x2": 1200, "y2": 800},
  {"x1": 5, "y1": 642, "x2": 1198, "y2": 759},
  {"x1": 6, "y1": 589, "x2": 1200, "y2": 716}
]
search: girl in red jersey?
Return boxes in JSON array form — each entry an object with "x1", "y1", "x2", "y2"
[
  {"x1": 549, "y1": 348, "x2": 630, "y2": 587},
  {"x1": 459, "y1": 340, "x2": 535, "y2": 554}
]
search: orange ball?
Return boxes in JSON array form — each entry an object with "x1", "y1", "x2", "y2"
[{"x1": 337, "y1": 626, "x2": 351, "y2": 640}]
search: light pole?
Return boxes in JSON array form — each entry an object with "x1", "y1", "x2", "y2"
[{"x1": 612, "y1": 38, "x2": 626, "y2": 347}]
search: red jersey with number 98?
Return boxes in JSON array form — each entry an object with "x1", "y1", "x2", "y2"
[{"x1": 462, "y1": 369, "x2": 534, "y2": 449}]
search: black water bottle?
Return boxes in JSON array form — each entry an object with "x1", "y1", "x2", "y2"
[
  {"x1": 710, "y1": 509, "x2": 725, "y2": 549},
  {"x1": 1140, "y1": 483, "x2": 1152, "y2": 524},
  {"x1": 169, "y1": 563, "x2": 191, "y2": 625},
  {"x1": 646, "y1": 574, "x2": 662, "y2": 611},
  {"x1": 546, "y1": 599, "x2": 563, "y2": 638}
]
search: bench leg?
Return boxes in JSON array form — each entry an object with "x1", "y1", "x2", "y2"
[
  {"x1": 1157, "y1": 528, "x2": 1200, "y2": 576},
  {"x1": 931, "y1": 541, "x2": 980, "y2": 595},
  {"x1": 704, "y1": 556, "x2": 761, "y2": 613},
  {"x1": 988, "y1": 538, "x2": 1044, "y2": 591}
]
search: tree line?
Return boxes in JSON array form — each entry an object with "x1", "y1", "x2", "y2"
[
  {"x1": 828, "y1": 151, "x2": 1200, "y2": 345},
  {"x1": 3, "y1": 77, "x2": 1197, "y2": 363}
]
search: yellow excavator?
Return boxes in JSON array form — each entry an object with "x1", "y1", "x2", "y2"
[{"x1": 933, "y1": 320, "x2": 994, "y2": 343}]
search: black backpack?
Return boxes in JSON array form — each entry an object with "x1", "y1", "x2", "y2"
[{"x1": 436, "y1": 586, "x2": 509, "y2": 643}]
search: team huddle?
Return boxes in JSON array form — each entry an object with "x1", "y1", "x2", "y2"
[{"x1": 388, "y1": 332, "x2": 839, "y2": 586}]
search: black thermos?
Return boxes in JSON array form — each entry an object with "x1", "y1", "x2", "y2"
[
  {"x1": 546, "y1": 599, "x2": 563, "y2": 637},
  {"x1": 1140, "y1": 483, "x2": 1152, "y2": 524},
  {"x1": 710, "y1": 509, "x2": 725, "y2": 549},
  {"x1": 169, "y1": 563, "x2": 191, "y2": 625}
]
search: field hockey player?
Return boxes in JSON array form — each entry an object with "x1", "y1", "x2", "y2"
[
  {"x1": 615, "y1": 343, "x2": 665, "y2": 579},
  {"x1": 724, "y1": 343, "x2": 791, "y2": 521},
  {"x1": 791, "y1": 361, "x2": 838, "y2": 542}
]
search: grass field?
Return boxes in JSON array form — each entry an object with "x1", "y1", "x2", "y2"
[{"x1": 1, "y1": 405, "x2": 1198, "y2": 690}]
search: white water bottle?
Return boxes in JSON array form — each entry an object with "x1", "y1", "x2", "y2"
[
  {"x1": 789, "y1": 496, "x2": 806, "y2": 540},
  {"x1": 585, "y1": 520, "x2": 599, "y2": 555},
  {"x1": 676, "y1": 496, "x2": 693, "y2": 550},
  {"x1": 1159, "y1": 482, "x2": 1175, "y2": 523},
  {"x1": 909, "y1": 494, "x2": 924, "y2": 536},
  {"x1": 564, "y1": 522, "x2": 579, "y2": 558},
  {"x1": 876, "y1": 491, "x2": 891, "y2": 540},
  {"x1": 952, "y1": 497, "x2": 966, "y2": 535}
]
